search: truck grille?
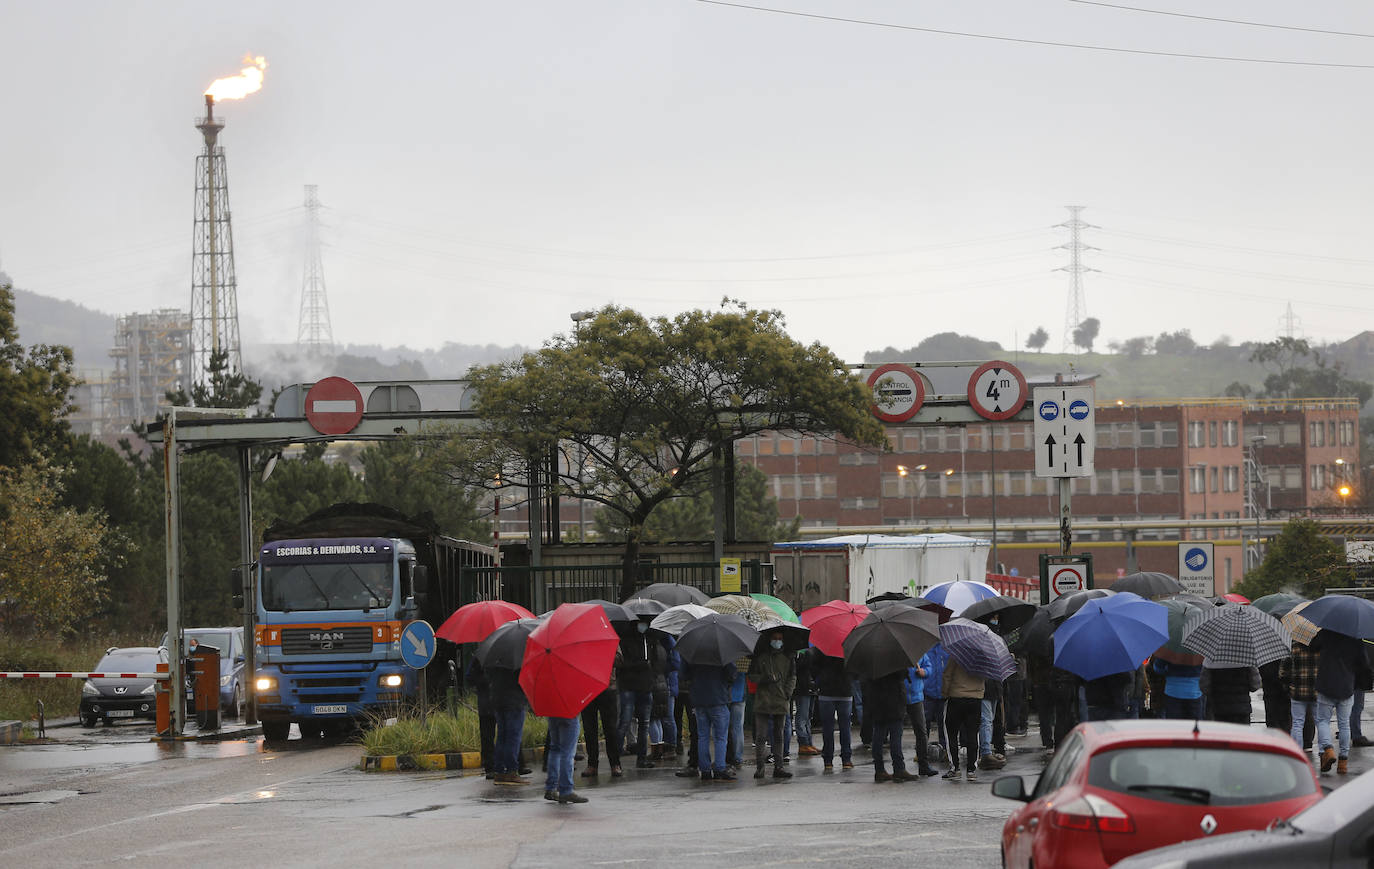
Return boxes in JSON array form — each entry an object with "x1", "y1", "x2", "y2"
[{"x1": 281, "y1": 625, "x2": 374, "y2": 655}]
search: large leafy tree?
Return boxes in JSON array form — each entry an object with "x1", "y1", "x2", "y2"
[
  {"x1": 1235, "y1": 518, "x2": 1354, "y2": 601},
  {"x1": 1072, "y1": 317, "x2": 1100, "y2": 353},
  {"x1": 593, "y1": 461, "x2": 801, "y2": 544},
  {"x1": 1248, "y1": 337, "x2": 1372, "y2": 404},
  {"x1": 0, "y1": 283, "x2": 77, "y2": 470},
  {"x1": 438, "y1": 302, "x2": 888, "y2": 599},
  {"x1": 360, "y1": 439, "x2": 489, "y2": 541}
]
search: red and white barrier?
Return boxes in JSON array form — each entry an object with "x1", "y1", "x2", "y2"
[{"x1": 1, "y1": 672, "x2": 168, "y2": 679}]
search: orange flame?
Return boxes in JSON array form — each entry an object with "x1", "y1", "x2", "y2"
[{"x1": 205, "y1": 55, "x2": 267, "y2": 102}]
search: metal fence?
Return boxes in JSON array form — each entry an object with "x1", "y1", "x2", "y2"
[{"x1": 460, "y1": 560, "x2": 772, "y2": 611}]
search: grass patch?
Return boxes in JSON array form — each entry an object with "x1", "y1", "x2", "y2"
[
  {"x1": 359, "y1": 695, "x2": 549, "y2": 756},
  {"x1": 0, "y1": 633, "x2": 154, "y2": 722}
]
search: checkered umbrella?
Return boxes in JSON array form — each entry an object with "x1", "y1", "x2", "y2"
[
  {"x1": 939, "y1": 617, "x2": 1017, "y2": 681},
  {"x1": 1282, "y1": 601, "x2": 1321, "y2": 646},
  {"x1": 706, "y1": 594, "x2": 779, "y2": 629},
  {"x1": 1181, "y1": 603, "x2": 1293, "y2": 668}
]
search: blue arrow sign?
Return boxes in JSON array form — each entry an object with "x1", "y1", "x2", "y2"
[{"x1": 400, "y1": 620, "x2": 436, "y2": 669}]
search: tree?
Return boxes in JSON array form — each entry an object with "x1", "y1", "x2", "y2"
[
  {"x1": 1071, "y1": 318, "x2": 1100, "y2": 353},
  {"x1": 438, "y1": 302, "x2": 889, "y2": 599},
  {"x1": 1154, "y1": 329, "x2": 1197, "y2": 355},
  {"x1": 592, "y1": 461, "x2": 801, "y2": 544},
  {"x1": 1248, "y1": 337, "x2": 1372, "y2": 405},
  {"x1": 1025, "y1": 328, "x2": 1049, "y2": 352},
  {"x1": 1120, "y1": 336, "x2": 1152, "y2": 358},
  {"x1": 361, "y1": 439, "x2": 488, "y2": 541},
  {"x1": 0, "y1": 283, "x2": 77, "y2": 470},
  {"x1": 165, "y1": 348, "x2": 263, "y2": 412},
  {"x1": 0, "y1": 459, "x2": 116, "y2": 636},
  {"x1": 1234, "y1": 518, "x2": 1354, "y2": 601},
  {"x1": 252, "y1": 444, "x2": 367, "y2": 540}
]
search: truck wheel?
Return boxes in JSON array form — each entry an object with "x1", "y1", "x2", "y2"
[{"x1": 261, "y1": 719, "x2": 290, "y2": 742}]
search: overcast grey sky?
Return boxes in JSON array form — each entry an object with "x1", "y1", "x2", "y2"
[{"x1": 3, "y1": 1, "x2": 1374, "y2": 362}]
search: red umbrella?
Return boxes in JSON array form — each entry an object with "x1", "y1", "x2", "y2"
[
  {"x1": 519, "y1": 602, "x2": 619, "y2": 718},
  {"x1": 800, "y1": 600, "x2": 872, "y2": 657},
  {"x1": 436, "y1": 599, "x2": 535, "y2": 645},
  {"x1": 1222, "y1": 593, "x2": 1250, "y2": 605}
]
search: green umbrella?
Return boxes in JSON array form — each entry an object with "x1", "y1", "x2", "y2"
[
  {"x1": 749, "y1": 592, "x2": 801, "y2": 624},
  {"x1": 1252, "y1": 593, "x2": 1307, "y2": 619}
]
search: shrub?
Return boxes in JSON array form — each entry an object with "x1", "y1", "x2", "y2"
[{"x1": 359, "y1": 694, "x2": 548, "y2": 756}]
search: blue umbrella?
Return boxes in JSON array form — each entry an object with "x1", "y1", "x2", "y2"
[
  {"x1": 923, "y1": 580, "x2": 999, "y2": 616},
  {"x1": 1299, "y1": 594, "x2": 1374, "y2": 639},
  {"x1": 1053, "y1": 592, "x2": 1168, "y2": 681}
]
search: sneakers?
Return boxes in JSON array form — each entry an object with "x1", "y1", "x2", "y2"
[
  {"x1": 823, "y1": 763, "x2": 833, "y2": 771},
  {"x1": 874, "y1": 770, "x2": 892, "y2": 782},
  {"x1": 773, "y1": 767, "x2": 793, "y2": 779},
  {"x1": 842, "y1": 761, "x2": 854, "y2": 770},
  {"x1": 544, "y1": 790, "x2": 557, "y2": 801},
  {"x1": 1338, "y1": 756, "x2": 1349, "y2": 775},
  {"x1": 966, "y1": 770, "x2": 978, "y2": 782},
  {"x1": 918, "y1": 766, "x2": 939, "y2": 777},
  {"x1": 610, "y1": 765, "x2": 624, "y2": 777},
  {"x1": 1321, "y1": 747, "x2": 1337, "y2": 772},
  {"x1": 979, "y1": 754, "x2": 1006, "y2": 770},
  {"x1": 492, "y1": 772, "x2": 527, "y2": 786},
  {"x1": 799, "y1": 744, "x2": 822, "y2": 756},
  {"x1": 941, "y1": 768, "x2": 961, "y2": 780},
  {"x1": 558, "y1": 791, "x2": 589, "y2": 804},
  {"x1": 891, "y1": 770, "x2": 918, "y2": 782}
]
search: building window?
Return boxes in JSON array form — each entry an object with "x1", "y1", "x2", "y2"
[
  {"x1": 1097, "y1": 469, "x2": 1115, "y2": 495},
  {"x1": 1189, "y1": 466, "x2": 1206, "y2": 494},
  {"x1": 1008, "y1": 473, "x2": 1027, "y2": 496},
  {"x1": 1007, "y1": 423, "x2": 1031, "y2": 450},
  {"x1": 944, "y1": 473, "x2": 963, "y2": 496},
  {"x1": 922, "y1": 428, "x2": 944, "y2": 452},
  {"x1": 1160, "y1": 422, "x2": 1179, "y2": 447},
  {"x1": 838, "y1": 452, "x2": 879, "y2": 466},
  {"x1": 1311, "y1": 464, "x2": 1326, "y2": 490},
  {"x1": 1119, "y1": 469, "x2": 1136, "y2": 493},
  {"x1": 1223, "y1": 466, "x2": 1239, "y2": 492},
  {"x1": 1340, "y1": 420, "x2": 1356, "y2": 446},
  {"x1": 1140, "y1": 469, "x2": 1160, "y2": 494},
  {"x1": 967, "y1": 473, "x2": 987, "y2": 496},
  {"x1": 1282, "y1": 422, "x2": 1301, "y2": 445},
  {"x1": 1309, "y1": 422, "x2": 1325, "y2": 447},
  {"x1": 1139, "y1": 424, "x2": 1157, "y2": 448},
  {"x1": 839, "y1": 498, "x2": 869, "y2": 510},
  {"x1": 900, "y1": 429, "x2": 921, "y2": 452},
  {"x1": 1210, "y1": 466, "x2": 1219, "y2": 493},
  {"x1": 757, "y1": 435, "x2": 775, "y2": 455},
  {"x1": 1188, "y1": 421, "x2": 1206, "y2": 448},
  {"x1": 966, "y1": 427, "x2": 984, "y2": 451},
  {"x1": 1209, "y1": 421, "x2": 1218, "y2": 447},
  {"x1": 1162, "y1": 469, "x2": 1180, "y2": 493},
  {"x1": 778, "y1": 436, "x2": 797, "y2": 455},
  {"x1": 1222, "y1": 420, "x2": 1238, "y2": 446},
  {"x1": 1095, "y1": 424, "x2": 1114, "y2": 448}
]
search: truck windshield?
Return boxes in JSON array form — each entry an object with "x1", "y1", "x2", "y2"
[{"x1": 262, "y1": 562, "x2": 394, "y2": 612}]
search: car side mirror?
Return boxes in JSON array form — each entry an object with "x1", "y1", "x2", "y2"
[
  {"x1": 991, "y1": 774, "x2": 1031, "y2": 802},
  {"x1": 235, "y1": 655, "x2": 245, "y2": 665}
]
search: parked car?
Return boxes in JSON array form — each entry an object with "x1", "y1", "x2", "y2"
[
  {"x1": 992, "y1": 719, "x2": 1323, "y2": 869},
  {"x1": 1114, "y1": 767, "x2": 1374, "y2": 868},
  {"x1": 79, "y1": 647, "x2": 168, "y2": 727},
  {"x1": 159, "y1": 627, "x2": 246, "y2": 718}
]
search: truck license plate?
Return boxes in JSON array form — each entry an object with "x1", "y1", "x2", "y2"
[
  {"x1": 312, "y1": 704, "x2": 347, "y2": 714},
  {"x1": 108, "y1": 710, "x2": 135, "y2": 718}
]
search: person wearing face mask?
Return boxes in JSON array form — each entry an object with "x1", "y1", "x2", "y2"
[
  {"x1": 747, "y1": 630, "x2": 797, "y2": 780},
  {"x1": 617, "y1": 618, "x2": 664, "y2": 769}
]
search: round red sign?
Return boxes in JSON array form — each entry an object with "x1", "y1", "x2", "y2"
[
  {"x1": 967, "y1": 360, "x2": 1028, "y2": 421},
  {"x1": 866, "y1": 363, "x2": 925, "y2": 423},
  {"x1": 303, "y1": 376, "x2": 364, "y2": 435}
]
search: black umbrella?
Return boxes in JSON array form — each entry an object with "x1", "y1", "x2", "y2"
[
  {"x1": 961, "y1": 595, "x2": 1036, "y2": 634},
  {"x1": 635, "y1": 582, "x2": 711, "y2": 607},
  {"x1": 1010, "y1": 607, "x2": 1054, "y2": 657},
  {"x1": 1110, "y1": 571, "x2": 1184, "y2": 599},
  {"x1": 868, "y1": 595, "x2": 955, "y2": 624},
  {"x1": 583, "y1": 599, "x2": 638, "y2": 623},
  {"x1": 676, "y1": 612, "x2": 759, "y2": 666},
  {"x1": 841, "y1": 606, "x2": 941, "y2": 679},
  {"x1": 1047, "y1": 588, "x2": 1116, "y2": 623},
  {"x1": 754, "y1": 621, "x2": 812, "y2": 655},
  {"x1": 474, "y1": 617, "x2": 540, "y2": 670},
  {"x1": 622, "y1": 597, "x2": 669, "y2": 618}
]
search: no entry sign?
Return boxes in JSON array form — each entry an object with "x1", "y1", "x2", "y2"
[
  {"x1": 304, "y1": 377, "x2": 364, "y2": 435},
  {"x1": 866, "y1": 363, "x2": 926, "y2": 423}
]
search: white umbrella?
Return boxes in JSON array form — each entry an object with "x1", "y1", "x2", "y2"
[{"x1": 648, "y1": 603, "x2": 716, "y2": 636}]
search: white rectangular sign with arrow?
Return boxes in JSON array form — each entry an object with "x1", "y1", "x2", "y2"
[{"x1": 1033, "y1": 386, "x2": 1095, "y2": 478}]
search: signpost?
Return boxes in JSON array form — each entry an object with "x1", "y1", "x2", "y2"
[
  {"x1": 966, "y1": 361, "x2": 1028, "y2": 421},
  {"x1": 866, "y1": 363, "x2": 926, "y2": 423},
  {"x1": 303, "y1": 376, "x2": 365, "y2": 435},
  {"x1": 719, "y1": 557, "x2": 742, "y2": 593},
  {"x1": 1034, "y1": 386, "x2": 1096, "y2": 556},
  {"x1": 1177, "y1": 542, "x2": 1216, "y2": 597},
  {"x1": 1039, "y1": 553, "x2": 1094, "y2": 606},
  {"x1": 401, "y1": 620, "x2": 436, "y2": 723}
]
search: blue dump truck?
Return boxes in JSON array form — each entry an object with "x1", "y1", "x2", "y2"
[{"x1": 253, "y1": 503, "x2": 498, "y2": 741}]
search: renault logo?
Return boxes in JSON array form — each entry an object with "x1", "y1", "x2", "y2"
[{"x1": 1200, "y1": 814, "x2": 1218, "y2": 835}]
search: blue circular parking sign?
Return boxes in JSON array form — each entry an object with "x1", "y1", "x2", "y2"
[
  {"x1": 1183, "y1": 547, "x2": 1209, "y2": 572},
  {"x1": 1038, "y1": 401, "x2": 1060, "y2": 421},
  {"x1": 1068, "y1": 400, "x2": 1090, "y2": 420},
  {"x1": 400, "y1": 620, "x2": 436, "y2": 669}
]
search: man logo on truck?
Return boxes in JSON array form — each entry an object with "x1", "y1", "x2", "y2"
[{"x1": 310, "y1": 632, "x2": 345, "y2": 641}]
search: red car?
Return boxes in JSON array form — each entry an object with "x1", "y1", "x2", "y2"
[{"x1": 992, "y1": 719, "x2": 1322, "y2": 869}]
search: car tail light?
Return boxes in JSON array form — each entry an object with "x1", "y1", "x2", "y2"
[{"x1": 1050, "y1": 794, "x2": 1136, "y2": 834}]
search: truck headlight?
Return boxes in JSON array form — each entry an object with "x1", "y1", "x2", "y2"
[
  {"x1": 380, "y1": 673, "x2": 403, "y2": 688},
  {"x1": 255, "y1": 676, "x2": 276, "y2": 692}
]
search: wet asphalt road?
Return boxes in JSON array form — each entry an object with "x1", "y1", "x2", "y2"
[{"x1": 1, "y1": 713, "x2": 1370, "y2": 868}]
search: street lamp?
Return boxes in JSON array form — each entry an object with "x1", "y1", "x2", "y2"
[{"x1": 896, "y1": 464, "x2": 927, "y2": 523}]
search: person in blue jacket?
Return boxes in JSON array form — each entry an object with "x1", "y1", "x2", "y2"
[
  {"x1": 904, "y1": 655, "x2": 940, "y2": 777},
  {"x1": 922, "y1": 643, "x2": 950, "y2": 764},
  {"x1": 1152, "y1": 656, "x2": 1204, "y2": 719}
]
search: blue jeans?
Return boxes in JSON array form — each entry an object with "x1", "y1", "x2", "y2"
[
  {"x1": 872, "y1": 717, "x2": 905, "y2": 773},
  {"x1": 494, "y1": 705, "x2": 526, "y2": 773},
  {"x1": 727, "y1": 700, "x2": 745, "y2": 765},
  {"x1": 1316, "y1": 693, "x2": 1355, "y2": 758},
  {"x1": 1291, "y1": 698, "x2": 1317, "y2": 748},
  {"x1": 1164, "y1": 695, "x2": 1204, "y2": 720},
  {"x1": 1353, "y1": 691, "x2": 1365, "y2": 740},
  {"x1": 648, "y1": 694, "x2": 677, "y2": 747},
  {"x1": 543, "y1": 715, "x2": 580, "y2": 796},
  {"x1": 794, "y1": 694, "x2": 814, "y2": 746},
  {"x1": 979, "y1": 698, "x2": 995, "y2": 756},
  {"x1": 695, "y1": 704, "x2": 729, "y2": 773},
  {"x1": 817, "y1": 697, "x2": 853, "y2": 764},
  {"x1": 618, "y1": 689, "x2": 652, "y2": 759}
]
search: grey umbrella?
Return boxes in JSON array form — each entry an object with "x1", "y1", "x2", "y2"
[
  {"x1": 583, "y1": 599, "x2": 638, "y2": 623},
  {"x1": 1111, "y1": 572, "x2": 1184, "y2": 599},
  {"x1": 622, "y1": 597, "x2": 669, "y2": 618},
  {"x1": 635, "y1": 582, "x2": 711, "y2": 607},
  {"x1": 842, "y1": 606, "x2": 941, "y2": 679},
  {"x1": 1181, "y1": 603, "x2": 1293, "y2": 668},
  {"x1": 961, "y1": 595, "x2": 1036, "y2": 634},
  {"x1": 675, "y1": 612, "x2": 759, "y2": 666},
  {"x1": 474, "y1": 617, "x2": 540, "y2": 670},
  {"x1": 1047, "y1": 588, "x2": 1116, "y2": 623}
]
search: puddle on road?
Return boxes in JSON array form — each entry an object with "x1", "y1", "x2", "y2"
[{"x1": 0, "y1": 737, "x2": 262, "y2": 773}]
